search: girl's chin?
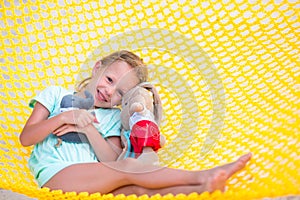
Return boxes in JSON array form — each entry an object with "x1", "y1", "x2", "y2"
[{"x1": 94, "y1": 102, "x2": 113, "y2": 108}]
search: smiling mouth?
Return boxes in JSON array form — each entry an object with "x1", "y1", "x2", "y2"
[{"x1": 97, "y1": 89, "x2": 108, "y2": 102}]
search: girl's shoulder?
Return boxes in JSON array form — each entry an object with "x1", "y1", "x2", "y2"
[
  {"x1": 37, "y1": 85, "x2": 74, "y2": 100},
  {"x1": 29, "y1": 85, "x2": 74, "y2": 112},
  {"x1": 43, "y1": 85, "x2": 72, "y2": 94},
  {"x1": 93, "y1": 107, "x2": 121, "y2": 116},
  {"x1": 93, "y1": 107, "x2": 122, "y2": 137},
  {"x1": 93, "y1": 107, "x2": 121, "y2": 126}
]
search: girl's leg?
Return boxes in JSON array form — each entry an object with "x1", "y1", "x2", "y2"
[
  {"x1": 112, "y1": 153, "x2": 252, "y2": 196},
  {"x1": 43, "y1": 153, "x2": 251, "y2": 194},
  {"x1": 111, "y1": 171, "x2": 227, "y2": 196},
  {"x1": 44, "y1": 159, "x2": 200, "y2": 193}
]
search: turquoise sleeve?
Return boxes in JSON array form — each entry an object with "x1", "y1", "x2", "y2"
[
  {"x1": 93, "y1": 108, "x2": 122, "y2": 138},
  {"x1": 29, "y1": 86, "x2": 61, "y2": 112}
]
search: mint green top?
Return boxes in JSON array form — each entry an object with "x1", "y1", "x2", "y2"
[{"x1": 28, "y1": 86, "x2": 121, "y2": 187}]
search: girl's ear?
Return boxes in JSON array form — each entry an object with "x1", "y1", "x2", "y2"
[{"x1": 92, "y1": 60, "x2": 102, "y2": 77}]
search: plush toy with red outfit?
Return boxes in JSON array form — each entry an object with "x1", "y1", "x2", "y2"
[{"x1": 119, "y1": 82, "x2": 165, "y2": 164}]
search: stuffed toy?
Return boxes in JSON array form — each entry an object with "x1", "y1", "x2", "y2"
[
  {"x1": 119, "y1": 82, "x2": 165, "y2": 164},
  {"x1": 55, "y1": 90, "x2": 95, "y2": 147}
]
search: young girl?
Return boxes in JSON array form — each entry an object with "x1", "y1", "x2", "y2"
[{"x1": 20, "y1": 50, "x2": 252, "y2": 196}]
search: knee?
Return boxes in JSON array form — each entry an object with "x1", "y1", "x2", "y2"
[
  {"x1": 121, "y1": 158, "x2": 139, "y2": 168},
  {"x1": 117, "y1": 158, "x2": 145, "y2": 173}
]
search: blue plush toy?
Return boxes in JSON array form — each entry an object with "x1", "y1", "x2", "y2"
[{"x1": 55, "y1": 90, "x2": 94, "y2": 147}]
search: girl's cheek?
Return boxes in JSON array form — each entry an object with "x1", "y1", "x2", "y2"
[{"x1": 112, "y1": 96, "x2": 122, "y2": 106}]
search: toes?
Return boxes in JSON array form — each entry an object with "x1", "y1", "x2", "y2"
[
  {"x1": 239, "y1": 153, "x2": 252, "y2": 163},
  {"x1": 236, "y1": 153, "x2": 252, "y2": 169},
  {"x1": 220, "y1": 153, "x2": 252, "y2": 178}
]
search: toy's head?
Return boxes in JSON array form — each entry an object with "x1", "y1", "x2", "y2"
[
  {"x1": 60, "y1": 90, "x2": 94, "y2": 109},
  {"x1": 120, "y1": 82, "x2": 162, "y2": 130}
]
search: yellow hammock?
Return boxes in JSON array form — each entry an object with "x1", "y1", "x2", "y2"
[{"x1": 1, "y1": 0, "x2": 299, "y2": 199}]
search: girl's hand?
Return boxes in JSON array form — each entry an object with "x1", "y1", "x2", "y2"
[
  {"x1": 53, "y1": 123, "x2": 93, "y2": 136},
  {"x1": 60, "y1": 109, "x2": 95, "y2": 128}
]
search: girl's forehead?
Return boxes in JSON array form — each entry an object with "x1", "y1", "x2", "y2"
[
  {"x1": 117, "y1": 71, "x2": 140, "y2": 90},
  {"x1": 105, "y1": 61, "x2": 132, "y2": 75}
]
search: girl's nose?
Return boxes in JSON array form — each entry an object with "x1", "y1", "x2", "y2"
[{"x1": 106, "y1": 86, "x2": 116, "y2": 98}]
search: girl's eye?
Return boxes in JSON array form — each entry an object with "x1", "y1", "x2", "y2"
[
  {"x1": 117, "y1": 90, "x2": 124, "y2": 96},
  {"x1": 107, "y1": 76, "x2": 113, "y2": 83}
]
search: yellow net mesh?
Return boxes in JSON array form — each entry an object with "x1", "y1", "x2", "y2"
[{"x1": 1, "y1": 0, "x2": 299, "y2": 199}]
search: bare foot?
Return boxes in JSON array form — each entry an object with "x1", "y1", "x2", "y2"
[
  {"x1": 197, "y1": 153, "x2": 252, "y2": 193},
  {"x1": 214, "y1": 152, "x2": 252, "y2": 179}
]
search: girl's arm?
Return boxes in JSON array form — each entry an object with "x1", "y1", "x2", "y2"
[
  {"x1": 20, "y1": 102, "x2": 95, "y2": 147},
  {"x1": 85, "y1": 125, "x2": 122, "y2": 161},
  {"x1": 19, "y1": 102, "x2": 64, "y2": 146},
  {"x1": 54, "y1": 124, "x2": 123, "y2": 161}
]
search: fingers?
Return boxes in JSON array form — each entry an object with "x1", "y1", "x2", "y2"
[
  {"x1": 76, "y1": 113, "x2": 95, "y2": 127},
  {"x1": 55, "y1": 109, "x2": 95, "y2": 136},
  {"x1": 69, "y1": 109, "x2": 95, "y2": 127},
  {"x1": 53, "y1": 124, "x2": 76, "y2": 136},
  {"x1": 53, "y1": 125, "x2": 64, "y2": 135}
]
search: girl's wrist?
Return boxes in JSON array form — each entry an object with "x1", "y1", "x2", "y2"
[
  {"x1": 84, "y1": 123, "x2": 96, "y2": 136},
  {"x1": 58, "y1": 112, "x2": 67, "y2": 125}
]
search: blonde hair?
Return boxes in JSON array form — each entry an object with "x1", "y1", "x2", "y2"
[{"x1": 76, "y1": 50, "x2": 148, "y2": 92}]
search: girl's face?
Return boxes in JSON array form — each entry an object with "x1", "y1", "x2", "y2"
[{"x1": 90, "y1": 60, "x2": 140, "y2": 108}]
